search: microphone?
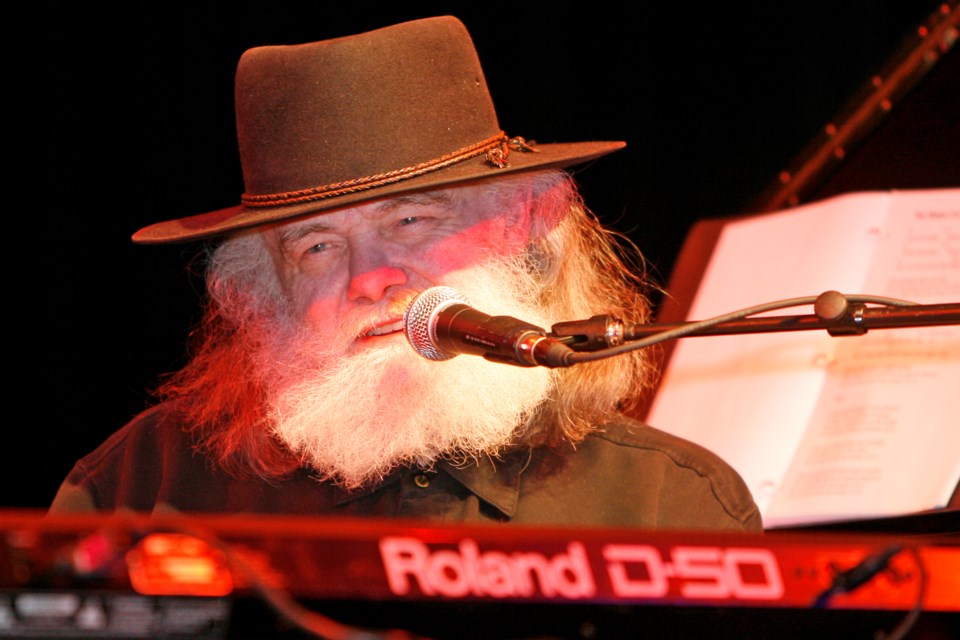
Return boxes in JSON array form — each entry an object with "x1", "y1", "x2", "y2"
[{"x1": 403, "y1": 286, "x2": 575, "y2": 368}]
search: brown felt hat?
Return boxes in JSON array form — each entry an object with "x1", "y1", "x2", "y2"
[{"x1": 132, "y1": 15, "x2": 625, "y2": 244}]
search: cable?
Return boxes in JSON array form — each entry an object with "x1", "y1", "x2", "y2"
[
  {"x1": 811, "y1": 543, "x2": 930, "y2": 640},
  {"x1": 875, "y1": 545, "x2": 929, "y2": 640},
  {"x1": 812, "y1": 544, "x2": 904, "y2": 608},
  {"x1": 565, "y1": 293, "x2": 919, "y2": 364},
  {"x1": 220, "y1": 539, "x2": 431, "y2": 640}
]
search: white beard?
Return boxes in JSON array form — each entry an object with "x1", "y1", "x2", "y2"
[{"x1": 261, "y1": 260, "x2": 557, "y2": 490}]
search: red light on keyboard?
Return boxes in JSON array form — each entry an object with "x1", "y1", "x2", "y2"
[{"x1": 125, "y1": 533, "x2": 234, "y2": 596}]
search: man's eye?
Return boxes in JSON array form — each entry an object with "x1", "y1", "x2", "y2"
[
  {"x1": 306, "y1": 242, "x2": 330, "y2": 254},
  {"x1": 398, "y1": 216, "x2": 419, "y2": 226}
]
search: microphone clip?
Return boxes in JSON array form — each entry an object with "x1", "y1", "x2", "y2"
[{"x1": 549, "y1": 314, "x2": 625, "y2": 352}]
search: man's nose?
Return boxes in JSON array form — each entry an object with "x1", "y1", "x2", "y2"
[{"x1": 346, "y1": 244, "x2": 408, "y2": 302}]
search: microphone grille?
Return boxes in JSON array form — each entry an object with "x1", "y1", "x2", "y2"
[{"x1": 404, "y1": 286, "x2": 470, "y2": 361}]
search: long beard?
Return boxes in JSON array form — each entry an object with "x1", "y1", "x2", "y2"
[{"x1": 259, "y1": 260, "x2": 557, "y2": 490}]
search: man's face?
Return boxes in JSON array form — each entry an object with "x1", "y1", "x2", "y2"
[
  {"x1": 264, "y1": 182, "x2": 530, "y2": 347},
  {"x1": 252, "y1": 180, "x2": 555, "y2": 489}
]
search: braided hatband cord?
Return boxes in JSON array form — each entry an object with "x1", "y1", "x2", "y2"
[{"x1": 241, "y1": 133, "x2": 509, "y2": 208}]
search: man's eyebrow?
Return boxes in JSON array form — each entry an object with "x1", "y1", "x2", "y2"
[
  {"x1": 376, "y1": 191, "x2": 453, "y2": 211},
  {"x1": 277, "y1": 221, "x2": 334, "y2": 246}
]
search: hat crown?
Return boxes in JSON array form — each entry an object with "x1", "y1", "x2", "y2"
[{"x1": 236, "y1": 16, "x2": 498, "y2": 198}]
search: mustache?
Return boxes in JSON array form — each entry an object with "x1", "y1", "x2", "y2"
[
  {"x1": 282, "y1": 288, "x2": 422, "y2": 361},
  {"x1": 336, "y1": 289, "x2": 420, "y2": 338}
]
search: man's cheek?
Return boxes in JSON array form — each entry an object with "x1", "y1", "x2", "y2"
[
  {"x1": 421, "y1": 220, "x2": 510, "y2": 271},
  {"x1": 304, "y1": 300, "x2": 342, "y2": 334}
]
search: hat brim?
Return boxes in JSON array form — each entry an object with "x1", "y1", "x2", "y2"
[{"x1": 131, "y1": 140, "x2": 625, "y2": 244}]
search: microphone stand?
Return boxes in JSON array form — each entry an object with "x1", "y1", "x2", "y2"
[
  {"x1": 549, "y1": 291, "x2": 960, "y2": 363},
  {"x1": 629, "y1": 295, "x2": 960, "y2": 339}
]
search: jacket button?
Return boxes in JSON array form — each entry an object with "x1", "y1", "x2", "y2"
[{"x1": 414, "y1": 473, "x2": 431, "y2": 488}]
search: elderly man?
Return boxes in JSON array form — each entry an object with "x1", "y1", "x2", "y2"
[{"x1": 50, "y1": 16, "x2": 761, "y2": 531}]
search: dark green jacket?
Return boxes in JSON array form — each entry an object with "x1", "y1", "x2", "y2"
[{"x1": 50, "y1": 403, "x2": 762, "y2": 532}]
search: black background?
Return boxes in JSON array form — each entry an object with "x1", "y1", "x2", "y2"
[{"x1": 36, "y1": 1, "x2": 956, "y2": 510}]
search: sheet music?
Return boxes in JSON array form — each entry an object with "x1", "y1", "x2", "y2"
[
  {"x1": 765, "y1": 189, "x2": 960, "y2": 526},
  {"x1": 646, "y1": 188, "x2": 960, "y2": 527}
]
